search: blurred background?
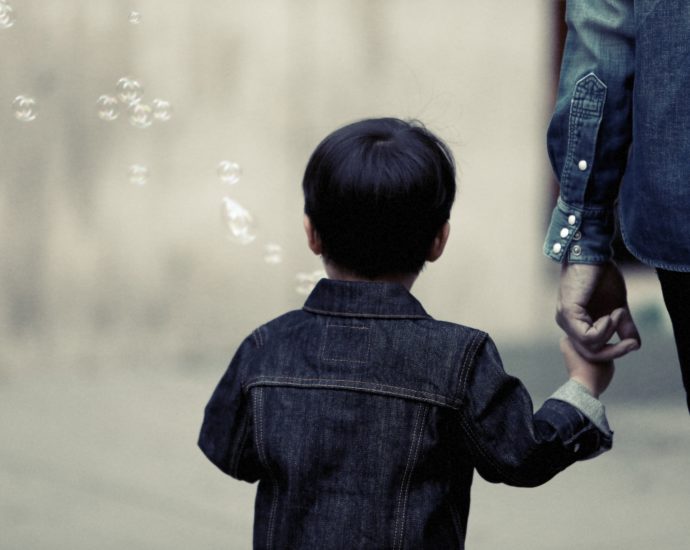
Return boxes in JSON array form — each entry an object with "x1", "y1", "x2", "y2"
[{"x1": 1, "y1": 1, "x2": 688, "y2": 549}]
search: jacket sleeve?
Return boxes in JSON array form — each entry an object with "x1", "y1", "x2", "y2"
[
  {"x1": 458, "y1": 334, "x2": 612, "y2": 487},
  {"x1": 198, "y1": 334, "x2": 262, "y2": 482},
  {"x1": 544, "y1": 0, "x2": 635, "y2": 264}
]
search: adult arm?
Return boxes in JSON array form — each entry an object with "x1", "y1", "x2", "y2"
[{"x1": 544, "y1": 0, "x2": 639, "y2": 359}]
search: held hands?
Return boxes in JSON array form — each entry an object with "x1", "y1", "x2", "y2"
[
  {"x1": 557, "y1": 262, "x2": 641, "y2": 362},
  {"x1": 560, "y1": 337, "x2": 614, "y2": 398}
]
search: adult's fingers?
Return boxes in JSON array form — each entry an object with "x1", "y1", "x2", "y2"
[
  {"x1": 560, "y1": 307, "x2": 640, "y2": 361},
  {"x1": 557, "y1": 308, "x2": 618, "y2": 351},
  {"x1": 614, "y1": 307, "x2": 641, "y2": 349},
  {"x1": 569, "y1": 335, "x2": 638, "y2": 362}
]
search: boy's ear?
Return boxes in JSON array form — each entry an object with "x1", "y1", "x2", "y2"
[
  {"x1": 303, "y1": 215, "x2": 323, "y2": 255},
  {"x1": 427, "y1": 222, "x2": 450, "y2": 263}
]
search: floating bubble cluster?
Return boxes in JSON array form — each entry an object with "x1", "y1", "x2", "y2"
[
  {"x1": 128, "y1": 164, "x2": 149, "y2": 186},
  {"x1": 12, "y1": 95, "x2": 37, "y2": 122},
  {"x1": 5, "y1": 8, "x2": 305, "y2": 292},
  {"x1": 217, "y1": 161, "x2": 242, "y2": 185},
  {"x1": 128, "y1": 10, "x2": 141, "y2": 25},
  {"x1": 295, "y1": 270, "x2": 326, "y2": 296},
  {"x1": 97, "y1": 77, "x2": 171, "y2": 129},
  {"x1": 263, "y1": 244, "x2": 283, "y2": 265},
  {"x1": 221, "y1": 197, "x2": 256, "y2": 245},
  {"x1": 96, "y1": 94, "x2": 120, "y2": 121},
  {"x1": 0, "y1": 1, "x2": 15, "y2": 29}
]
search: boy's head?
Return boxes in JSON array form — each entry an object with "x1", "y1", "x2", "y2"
[{"x1": 302, "y1": 117, "x2": 456, "y2": 279}]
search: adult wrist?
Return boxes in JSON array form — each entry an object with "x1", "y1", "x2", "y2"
[{"x1": 543, "y1": 197, "x2": 615, "y2": 264}]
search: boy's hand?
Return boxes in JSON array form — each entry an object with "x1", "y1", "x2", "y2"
[{"x1": 560, "y1": 337, "x2": 615, "y2": 398}]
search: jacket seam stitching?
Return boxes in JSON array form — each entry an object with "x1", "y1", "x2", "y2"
[
  {"x1": 253, "y1": 388, "x2": 279, "y2": 549},
  {"x1": 320, "y1": 322, "x2": 372, "y2": 364},
  {"x1": 303, "y1": 306, "x2": 430, "y2": 319},
  {"x1": 448, "y1": 500, "x2": 464, "y2": 542},
  {"x1": 252, "y1": 327, "x2": 264, "y2": 348},
  {"x1": 245, "y1": 378, "x2": 458, "y2": 408},
  {"x1": 393, "y1": 404, "x2": 428, "y2": 549},
  {"x1": 230, "y1": 411, "x2": 251, "y2": 478},
  {"x1": 456, "y1": 331, "x2": 487, "y2": 403}
]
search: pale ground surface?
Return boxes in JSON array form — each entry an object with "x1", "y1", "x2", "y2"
[{"x1": 2, "y1": 334, "x2": 689, "y2": 550}]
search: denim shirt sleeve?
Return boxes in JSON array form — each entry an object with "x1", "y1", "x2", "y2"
[
  {"x1": 458, "y1": 334, "x2": 612, "y2": 487},
  {"x1": 544, "y1": 0, "x2": 635, "y2": 264},
  {"x1": 198, "y1": 333, "x2": 262, "y2": 482}
]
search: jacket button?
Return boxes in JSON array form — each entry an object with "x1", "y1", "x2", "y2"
[
  {"x1": 560, "y1": 228, "x2": 569, "y2": 238},
  {"x1": 573, "y1": 231, "x2": 582, "y2": 241},
  {"x1": 578, "y1": 159, "x2": 588, "y2": 171},
  {"x1": 572, "y1": 245, "x2": 582, "y2": 256},
  {"x1": 568, "y1": 214, "x2": 577, "y2": 226},
  {"x1": 552, "y1": 243, "x2": 562, "y2": 254}
]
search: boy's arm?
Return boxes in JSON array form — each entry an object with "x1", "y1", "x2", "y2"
[
  {"x1": 198, "y1": 335, "x2": 262, "y2": 482},
  {"x1": 558, "y1": 336, "x2": 614, "y2": 399},
  {"x1": 458, "y1": 334, "x2": 612, "y2": 487}
]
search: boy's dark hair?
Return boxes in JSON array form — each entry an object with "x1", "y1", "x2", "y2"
[{"x1": 303, "y1": 117, "x2": 456, "y2": 278}]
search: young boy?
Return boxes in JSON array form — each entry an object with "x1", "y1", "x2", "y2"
[{"x1": 199, "y1": 118, "x2": 615, "y2": 549}]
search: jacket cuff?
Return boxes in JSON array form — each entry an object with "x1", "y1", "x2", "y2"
[
  {"x1": 537, "y1": 398, "x2": 613, "y2": 460},
  {"x1": 543, "y1": 197, "x2": 615, "y2": 264},
  {"x1": 549, "y1": 379, "x2": 612, "y2": 437}
]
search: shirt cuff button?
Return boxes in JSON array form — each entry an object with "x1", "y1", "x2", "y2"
[
  {"x1": 568, "y1": 214, "x2": 577, "y2": 226},
  {"x1": 560, "y1": 228, "x2": 569, "y2": 239},
  {"x1": 578, "y1": 160, "x2": 588, "y2": 171},
  {"x1": 552, "y1": 243, "x2": 562, "y2": 254}
]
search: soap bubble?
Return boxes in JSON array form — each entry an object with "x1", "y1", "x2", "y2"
[
  {"x1": 221, "y1": 197, "x2": 256, "y2": 245},
  {"x1": 96, "y1": 94, "x2": 120, "y2": 121},
  {"x1": 295, "y1": 269, "x2": 326, "y2": 296},
  {"x1": 217, "y1": 161, "x2": 242, "y2": 185},
  {"x1": 12, "y1": 95, "x2": 37, "y2": 122},
  {"x1": 0, "y1": 2, "x2": 15, "y2": 29},
  {"x1": 152, "y1": 98, "x2": 173, "y2": 121},
  {"x1": 128, "y1": 101, "x2": 153, "y2": 129},
  {"x1": 128, "y1": 164, "x2": 149, "y2": 186},
  {"x1": 116, "y1": 77, "x2": 143, "y2": 104},
  {"x1": 263, "y1": 244, "x2": 283, "y2": 265},
  {"x1": 128, "y1": 10, "x2": 141, "y2": 24}
]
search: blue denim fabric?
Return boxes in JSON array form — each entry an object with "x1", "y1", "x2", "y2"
[
  {"x1": 545, "y1": 0, "x2": 690, "y2": 271},
  {"x1": 199, "y1": 279, "x2": 611, "y2": 549}
]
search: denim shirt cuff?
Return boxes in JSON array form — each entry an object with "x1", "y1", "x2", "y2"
[
  {"x1": 543, "y1": 197, "x2": 615, "y2": 264},
  {"x1": 549, "y1": 379, "x2": 612, "y2": 437}
]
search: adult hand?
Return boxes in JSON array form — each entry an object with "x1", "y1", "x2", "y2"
[{"x1": 557, "y1": 262, "x2": 641, "y2": 361}]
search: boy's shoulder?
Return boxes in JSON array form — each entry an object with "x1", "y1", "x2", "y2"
[
  {"x1": 244, "y1": 309, "x2": 314, "y2": 349},
  {"x1": 246, "y1": 308, "x2": 490, "y2": 347},
  {"x1": 244, "y1": 308, "x2": 493, "y2": 380},
  {"x1": 232, "y1": 308, "x2": 499, "y2": 408}
]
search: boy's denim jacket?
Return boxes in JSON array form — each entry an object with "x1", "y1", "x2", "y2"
[{"x1": 199, "y1": 280, "x2": 612, "y2": 549}]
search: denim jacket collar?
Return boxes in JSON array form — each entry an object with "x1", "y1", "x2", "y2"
[{"x1": 303, "y1": 279, "x2": 431, "y2": 319}]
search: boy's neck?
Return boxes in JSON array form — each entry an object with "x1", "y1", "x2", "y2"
[{"x1": 324, "y1": 263, "x2": 419, "y2": 291}]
